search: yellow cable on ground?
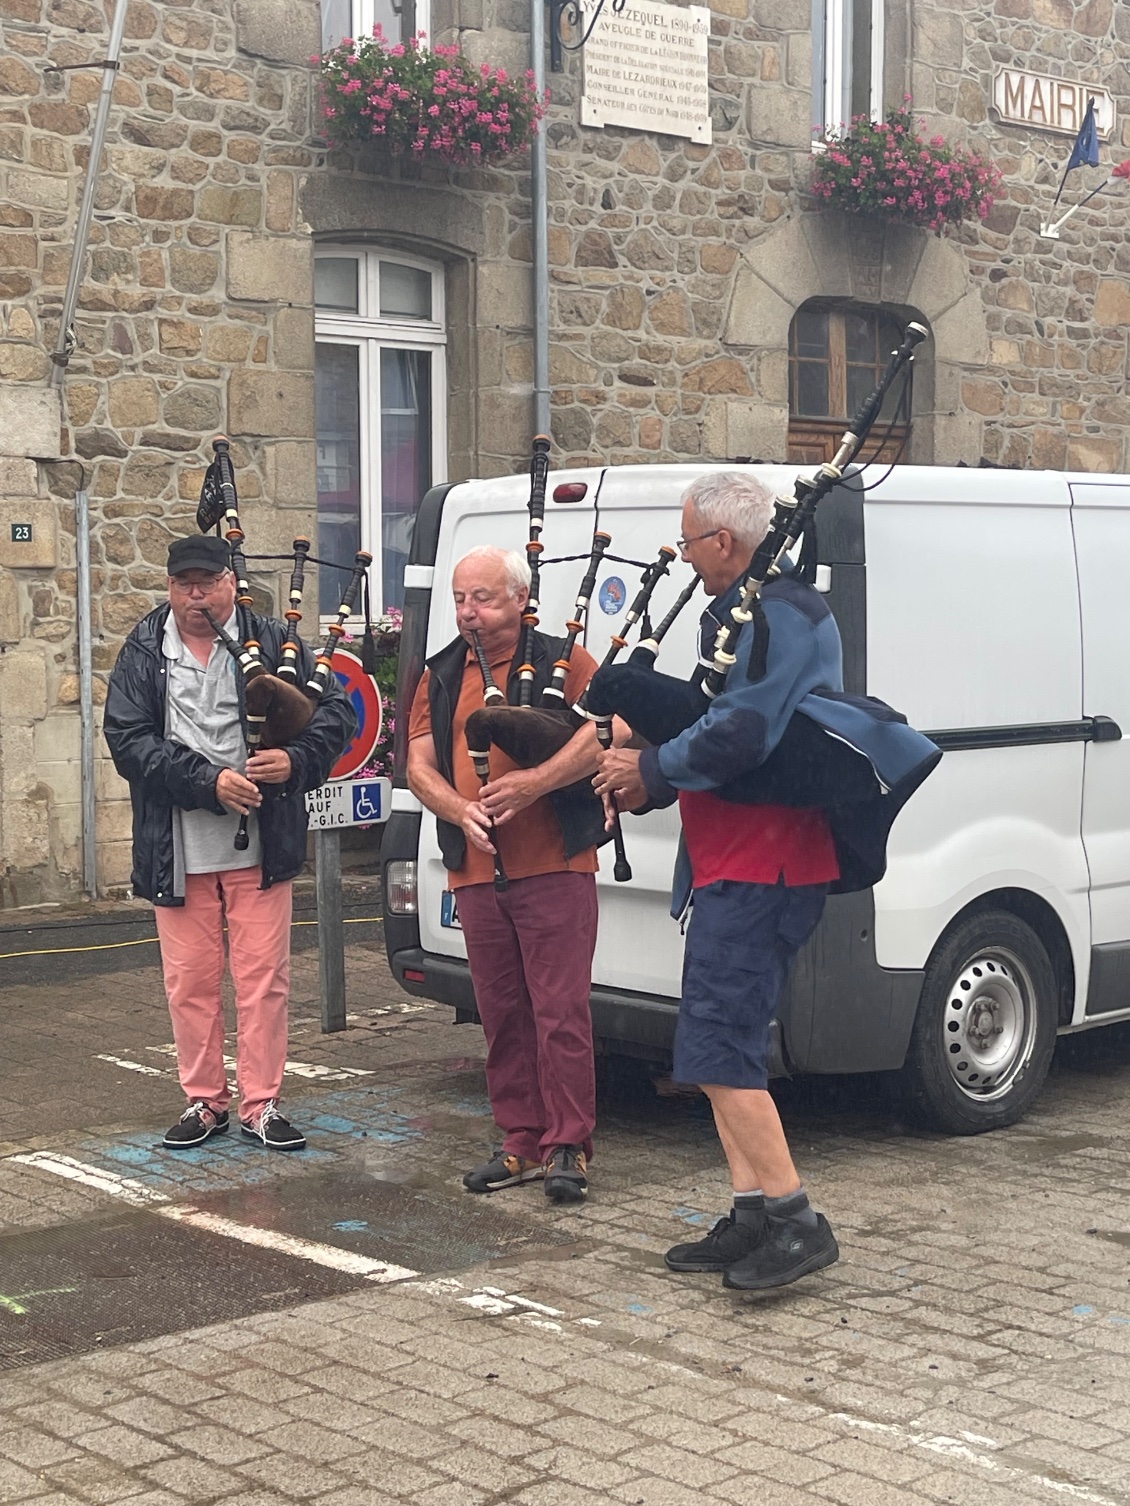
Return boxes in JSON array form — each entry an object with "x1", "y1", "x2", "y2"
[{"x1": 0, "y1": 915, "x2": 381, "y2": 962}]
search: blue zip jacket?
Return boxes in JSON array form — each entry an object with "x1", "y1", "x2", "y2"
[{"x1": 637, "y1": 570, "x2": 940, "y2": 912}]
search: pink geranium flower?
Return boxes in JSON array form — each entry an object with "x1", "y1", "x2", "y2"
[
  {"x1": 317, "y1": 32, "x2": 545, "y2": 165},
  {"x1": 812, "y1": 103, "x2": 1001, "y2": 235}
]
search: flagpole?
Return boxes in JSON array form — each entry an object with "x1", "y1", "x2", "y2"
[{"x1": 1040, "y1": 95, "x2": 1100, "y2": 239}]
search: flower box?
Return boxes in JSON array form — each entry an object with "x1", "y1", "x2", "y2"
[
  {"x1": 812, "y1": 106, "x2": 1001, "y2": 235},
  {"x1": 320, "y1": 33, "x2": 545, "y2": 168}
]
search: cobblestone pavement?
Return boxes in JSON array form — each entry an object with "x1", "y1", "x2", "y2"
[{"x1": 4, "y1": 908, "x2": 1130, "y2": 1506}]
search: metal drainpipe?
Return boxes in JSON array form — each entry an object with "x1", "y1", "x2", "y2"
[
  {"x1": 76, "y1": 484, "x2": 97, "y2": 898},
  {"x1": 531, "y1": 0, "x2": 551, "y2": 436},
  {"x1": 48, "y1": 0, "x2": 128, "y2": 386}
]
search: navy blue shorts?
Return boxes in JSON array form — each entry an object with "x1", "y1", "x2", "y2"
[{"x1": 674, "y1": 879, "x2": 827, "y2": 1090}]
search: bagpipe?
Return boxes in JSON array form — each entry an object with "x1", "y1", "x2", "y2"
[
  {"x1": 458, "y1": 436, "x2": 682, "y2": 886},
  {"x1": 585, "y1": 321, "x2": 941, "y2": 893},
  {"x1": 195, "y1": 436, "x2": 372, "y2": 849}
]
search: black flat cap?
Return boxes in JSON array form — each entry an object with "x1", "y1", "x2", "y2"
[{"x1": 167, "y1": 535, "x2": 232, "y2": 575}]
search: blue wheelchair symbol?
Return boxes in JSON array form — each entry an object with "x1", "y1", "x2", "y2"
[{"x1": 352, "y1": 783, "x2": 382, "y2": 822}]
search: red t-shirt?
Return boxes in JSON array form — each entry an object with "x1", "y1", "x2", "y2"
[{"x1": 679, "y1": 790, "x2": 840, "y2": 888}]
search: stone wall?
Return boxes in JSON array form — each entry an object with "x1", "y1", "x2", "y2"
[
  {"x1": 0, "y1": 0, "x2": 320, "y2": 904},
  {"x1": 307, "y1": 0, "x2": 1130, "y2": 474},
  {"x1": 6, "y1": 0, "x2": 1130, "y2": 904}
]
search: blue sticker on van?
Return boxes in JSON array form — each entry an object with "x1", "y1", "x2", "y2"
[{"x1": 599, "y1": 576, "x2": 626, "y2": 615}]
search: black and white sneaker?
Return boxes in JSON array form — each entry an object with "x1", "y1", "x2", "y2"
[
  {"x1": 163, "y1": 1102, "x2": 229, "y2": 1149},
  {"x1": 543, "y1": 1145, "x2": 588, "y2": 1204},
  {"x1": 665, "y1": 1209, "x2": 768, "y2": 1272},
  {"x1": 722, "y1": 1213, "x2": 839, "y2": 1291},
  {"x1": 240, "y1": 1101, "x2": 306, "y2": 1151},
  {"x1": 463, "y1": 1151, "x2": 544, "y2": 1194}
]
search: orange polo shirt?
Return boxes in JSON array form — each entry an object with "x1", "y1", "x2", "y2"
[{"x1": 408, "y1": 644, "x2": 600, "y2": 890}]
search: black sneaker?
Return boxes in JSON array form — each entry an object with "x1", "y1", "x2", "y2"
[
  {"x1": 665, "y1": 1208, "x2": 768, "y2": 1272},
  {"x1": 163, "y1": 1102, "x2": 229, "y2": 1149},
  {"x1": 240, "y1": 1102, "x2": 306, "y2": 1151},
  {"x1": 722, "y1": 1213, "x2": 839, "y2": 1291},
  {"x1": 544, "y1": 1145, "x2": 588, "y2": 1204},
  {"x1": 463, "y1": 1151, "x2": 544, "y2": 1194}
]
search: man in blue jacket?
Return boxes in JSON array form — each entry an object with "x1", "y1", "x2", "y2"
[
  {"x1": 105, "y1": 535, "x2": 355, "y2": 1153},
  {"x1": 594, "y1": 472, "x2": 842, "y2": 1292}
]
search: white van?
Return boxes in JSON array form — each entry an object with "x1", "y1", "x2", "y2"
[{"x1": 381, "y1": 463, "x2": 1130, "y2": 1135}]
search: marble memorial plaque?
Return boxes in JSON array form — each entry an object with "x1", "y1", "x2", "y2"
[{"x1": 582, "y1": 1, "x2": 711, "y2": 145}]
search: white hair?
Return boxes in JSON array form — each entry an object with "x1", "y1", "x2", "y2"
[
  {"x1": 457, "y1": 545, "x2": 531, "y2": 598},
  {"x1": 681, "y1": 471, "x2": 774, "y2": 552}
]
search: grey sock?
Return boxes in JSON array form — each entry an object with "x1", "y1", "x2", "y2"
[
  {"x1": 765, "y1": 1188, "x2": 819, "y2": 1228},
  {"x1": 732, "y1": 1191, "x2": 765, "y2": 1225}
]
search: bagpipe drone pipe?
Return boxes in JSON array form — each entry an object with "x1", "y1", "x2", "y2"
[
  {"x1": 460, "y1": 438, "x2": 613, "y2": 873},
  {"x1": 584, "y1": 324, "x2": 942, "y2": 894},
  {"x1": 196, "y1": 435, "x2": 372, "y2": 849},
  {"x1": 458, "y1": 437, "x2": 689, "y2": 880}
]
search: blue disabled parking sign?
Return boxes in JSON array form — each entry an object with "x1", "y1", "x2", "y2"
[{"x1": 305, "y1": 777, "x2": 391, "y2": 829}]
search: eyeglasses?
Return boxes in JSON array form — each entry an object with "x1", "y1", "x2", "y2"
[
  {"x1": 170, "y1": 573, "x2": 227, "y2": 594},
  {"x1": 676, "y1": 529, "x2": 721, "y2": 558}
]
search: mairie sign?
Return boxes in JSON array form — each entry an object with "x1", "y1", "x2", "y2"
[
  {"x1": 305, "y1": 777, "x2": 391, "y2": 829},
  {"x1": 993, "y1": 69, "x2": 1114, "y2": 139},
  {"x1": 329, "y1": 647, "x2": 382, "y2": 780}
]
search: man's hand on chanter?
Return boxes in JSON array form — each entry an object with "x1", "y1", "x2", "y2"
[
  {"x1": 246, "y1": 749, "x2": 292, "y2": 784},
  {"x1": 479, "y1": 768, "x2": 542, "y2": 826},
  {"x1": 461, "y1": 800, "x2": 499, "y2": 855},
  {"x1": 216, "y1": 768, "x2": 262, "y2": 815},
  {"x1": 593, "y1": 746, "x2": 649, "y2": 816}
]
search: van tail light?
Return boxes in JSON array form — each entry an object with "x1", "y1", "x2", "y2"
[
  {"x1": 553, "y1": 482, "x2": 587, "y2": 504},
  {"x1": 403, "y1": 969, "x2": 426, "y2": 983},
  {"x1": 385, "y1": 860, "x2": 418, "y2": 915}
]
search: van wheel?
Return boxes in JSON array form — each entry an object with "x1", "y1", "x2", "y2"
[{"x1": 901, "y1": 910, "x2": 1058, "y2": 1135}]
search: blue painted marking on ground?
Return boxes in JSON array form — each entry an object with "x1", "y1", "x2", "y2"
[
  {"x1": 333, "y1": 1219, "x2": 369, "y2": 1232},
  {"x1": 673, "y1": 1206, "x2": 714, "y2": 1227},
  {"x1": 65, "y1": 1084, "x2": 426, "y2": 1198},
  {"x1": 626, "y1": 1302, "x2": 654, "y2": 1315},
  {"x1": 1109, "y1": 1315, "x2": 1130, "y2": 1326},
  {"x1": 1074, "y1": 1304, "x2": 1095, "y2": 1316}
]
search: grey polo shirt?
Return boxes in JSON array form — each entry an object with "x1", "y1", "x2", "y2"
[{"x1": 163, "y1": 609, "x2": 262, "y2": 876}]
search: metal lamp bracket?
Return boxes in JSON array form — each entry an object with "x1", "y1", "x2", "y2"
[{"x1": 548, "y1": 0, "x2": 627, "y2": 71}]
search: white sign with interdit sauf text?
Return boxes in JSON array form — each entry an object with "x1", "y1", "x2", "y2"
[
  {"x1": 305, "y1": 777, "x2": 391, "y2": 829},
  {"x1": 582, "y1": 1, "x2": 711, "y2": 145}
]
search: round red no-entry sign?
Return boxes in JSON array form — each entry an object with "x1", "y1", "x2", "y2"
[{"x1": 329, "y1": 647, "x2": 383, "y2": 780}]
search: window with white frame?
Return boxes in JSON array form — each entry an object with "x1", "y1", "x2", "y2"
[
  {"x1": 320, "y1": 0, "x2": 430, "y2": 51},
  {"x1": 812, "y1": 0, "x2": 884, "y2": 139},
  {"x1": 314, "y1": 248, "x2": 446, "y2": 615}
]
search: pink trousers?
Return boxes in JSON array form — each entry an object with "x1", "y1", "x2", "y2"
[{"x1": 154, "y1": 869, "x2": 292, "y2": 1124}]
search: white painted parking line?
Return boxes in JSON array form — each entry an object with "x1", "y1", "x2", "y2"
[
  {"x1": 160, "y1": 1206, "x2": 418, "y2": 1282},
  {"x1": 8, "y1": 1151, "x2": 419, "y2": 1286},
  {"x1": 94, "y1": 1055, "x2": 168, "y2": 1077},
  {"x1": 141, "y1": 1044, "x2": 375, "y2": 1081}
]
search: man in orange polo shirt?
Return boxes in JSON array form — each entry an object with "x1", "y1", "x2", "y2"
[{"x1": 408, "y1": 546, "x2": 604, "y2": 1204}]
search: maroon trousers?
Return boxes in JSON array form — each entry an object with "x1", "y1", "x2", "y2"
[{"x1": 456, "y1": 871, "x2": 598, "y2": 1162}]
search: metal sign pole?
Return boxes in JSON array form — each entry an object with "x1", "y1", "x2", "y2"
[{"x1": 316, "y1": 829, "x2": 346, "y2": 1033}]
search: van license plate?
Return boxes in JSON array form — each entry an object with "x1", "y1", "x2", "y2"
[{"x1": 440, "y1": 891, "x2": 461, "y2": 929}]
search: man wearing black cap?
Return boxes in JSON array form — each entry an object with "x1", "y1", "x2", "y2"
[{"x1": 105, "y1": 536, "x2": 355, "y2": 1151}]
